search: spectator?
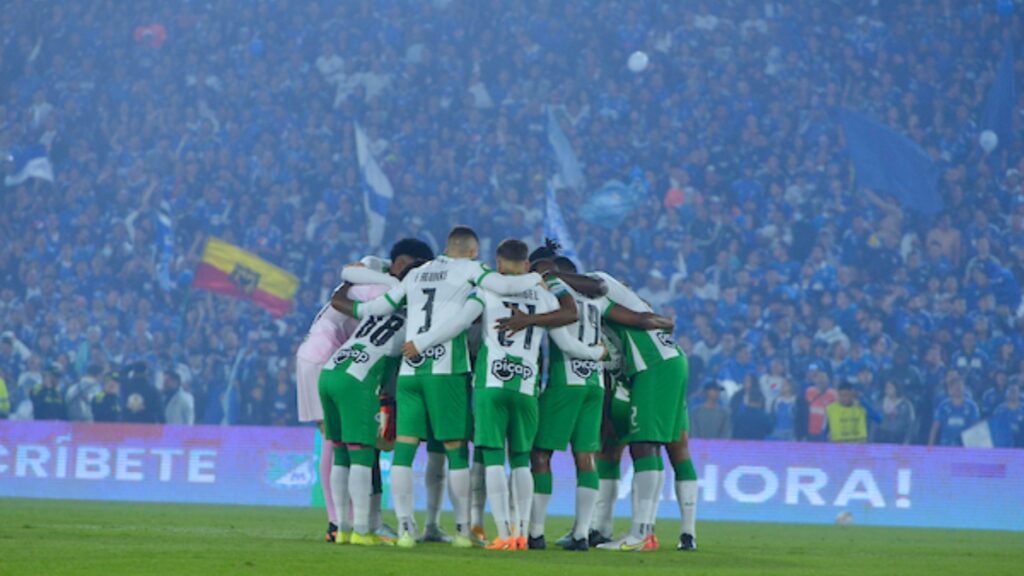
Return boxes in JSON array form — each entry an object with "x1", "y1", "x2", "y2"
[
  {"x1": 122, "y1": 363, "x2": 163, "y2": 424},
  {"x1": 162, "y1": 370, "x2": 195, "y2": 426},
  {"x1": 990, "y1": 383, "x2": 1023, "y2": 449},
  {"x1": 872, "y1": 381, "x2": 916, "y2": 444},
  {"x1": 768, "y1": 379, "x2": 798, "y2": 441},
  {"x1": 268, "y1": 371, "x2": 297, "y2": 427},
  {"x1": 731, "y1": 381, "x2": 772, "y2": 440},
  {"x1": 929, "y1": 375, "x2": 980, "y2": 447},
  {"x1": 65, "y1": 364, "x2": 104, "y2": 422},
  {"x1": 803, "y1": 365, "x2": 837, "y2": 442},
  {"x1": 239, "y1": 384, "x2": 270, "y2": 426},
  {"x1": 690, "y1": 381, "x2": 731, "y2": 439},
  {"x1": 92, "y1": 372, "x2": 123, "y2": 423},
  {"x1": 825, "y1": 383, "x2": 878, "y2": 443},
  {"x1": 31, "y1": 363, "x2": 66, "y2": 421}
]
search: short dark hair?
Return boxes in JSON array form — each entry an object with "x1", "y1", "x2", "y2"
[
  {"x1": 390, "y1": 238, "x2": 434, "y2": 262},
  {"x1": 397, "y1": 258, "x2": 428, "y2": 280},
  {"x1": 496, "y1": 238, "x2": 529, "y2": 262},
  {"x1": 552, "y1": 255, "x2": 577, "y2": 273},
  {"x1": 528, "y1": 237, "x2": 561, "y2": 263},
  {"x1": 837, "y1": 382, "x2": 854, "y2": 392},
  {"x1": 164, "y1": 370, "x2": 181, "y2": 384},
  {"x1": 447, "y1": 225, "x2": 479, "y2": 244}
]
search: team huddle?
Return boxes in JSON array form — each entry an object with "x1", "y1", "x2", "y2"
[{"x1": 295, "y1": 225, "x2": 698, "y2": 552}]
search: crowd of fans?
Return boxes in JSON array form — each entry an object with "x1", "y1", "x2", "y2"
[{"x1": 0, "y1": 1, "x2": 1022, "y2": 447}]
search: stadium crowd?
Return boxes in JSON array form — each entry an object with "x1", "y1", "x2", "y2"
[{"x1": 0, "y1": 0, "x2": 1022, "y2": 447}]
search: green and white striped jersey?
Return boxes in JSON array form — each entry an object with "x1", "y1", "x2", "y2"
[
  {"x1": 354, "y1": 255, "x2": 543, "y2": 377},
  {"x1": 591, "y1": 271, "x2": 680, "y2": 376},
  {"x1": 546, "y1": 278, "x2": 613, "y2": 388},
  {"x1": 323, "y1": 311, "x2": 406, "y2": 385},
  {"x1": 473, "y1": 287, "x2": 559, "y2": 396}
]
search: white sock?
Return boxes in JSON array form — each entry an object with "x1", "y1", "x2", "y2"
[
  {"x1": 677, "y1": 480, "x2": 698, "y2": 537},
  {"x1": 650, "y1": 468, "x2": 665, "y2": 526},
  {"x1": 330, "y1": 465, "x2": 351, "y2": 532},
  {"x1": 574, "y1": 485, "x2": 599, "y2": 540},
  {"x1": 486, "y1": 466, "x2": 512, "y2": 539},
  {"x1": 349, "y1": 465, "x2": 373, "y2": 535},
  {"x1": 470, "y1": 460, "x2": 486, "y2": 529},
  {"x1": 448, "y1": 467, "x2": 471, "y2": 537},
  {"x1": 391, "y1": 465, "x2": 416, "y2": 535},
  {"x1": 593, "y1": 479, "x2": 617, "y2": 537},
  {"x1": 530, "y1": 492, "x2": 551, "y2": 538},
  {"x1": 631, "y1": 471, "x2": 659, "y2": 539},
  {"x1": 510, "y1": 467, "x2": 533, "y2": 538},
  {"x1": 425, "y1": 452, "x2": 446, "y2": 528},
  {"x1": 370, "y1": 491, "x2": 382, "y2": 532}
]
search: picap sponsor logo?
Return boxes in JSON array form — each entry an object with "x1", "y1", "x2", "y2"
[
  {"x1": 656, "y1": 331, "x2": 675, "y2": 348},
  {"x1": 405, "y1": 344, "x2": 446, "y2": 367},
  {"x1": 570, "y1": 358, "x2": 601, "y2": 379},
  {"x1": 334, "y1": 348, "x2": 370, "y2": 364},
  {"x1": 491, "y1": 358, "x2": 534, "y2": 382},
  {"x1": 0, "y1": 435, "x2": 217, "y2": 483}
]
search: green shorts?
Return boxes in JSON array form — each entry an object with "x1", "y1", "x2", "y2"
[
  {"x1": 319, "y1": 368, "x2": 380, "y2": 446},
  {"x1": 396, "y1": 374, "x2": 470, "y2": 442},
  {"x1": 473, "y1": 387, "x2": 538, "y2": 453},
  {"x1": 608, "y1": 384, "x2": 633, "y2": 446},
  {"x1": 629, "y1": 355, "x2": 689, "y2": 443},
  {"x1": 535, "y1": 385, "x2": 603, "y2": 453}
]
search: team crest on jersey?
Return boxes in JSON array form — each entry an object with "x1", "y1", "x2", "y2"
[
  {"x1": 570, "y1": 359, "x2": 601, "y2": 379},
  {"x1": 491, "y1": 358, "x2": 534, "y2": 382},
  {"x1": 657, "y1": 331, "x2": 675, "y2": 348},
  {"x1": 334, "y1": 348, "x2": 370, "y2": 364},
  {"x1": 229, "y1": 264, "x2": 260, "y2": 295},
  {"x1": 405, "y1": 344, "x2": 447, "y2": 367}
]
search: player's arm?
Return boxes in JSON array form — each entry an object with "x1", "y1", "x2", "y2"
[
  {"x1": 549, "y1": 326, "x2": 606, "y2": 361},
  {"x1": 331, "y1": 281, "x2": 406, "y2": 318},
  {"x1": 403, "y1": 297, "x2": 484, "y2": 358},
  {"x1": 550, "y1": 271, "x2": 608, "y2": 298},
  {"x1": 495, "y1": 291, "x2": 578, "y2": 335},
  {"x1": 340, "y1": 265, "x2": 399, "y2": 288},
  {"x1": 475, "y1": 264, "x2": 544, "y2": 295},
  {"x1": 605, "y1": 303, "x2": 674, "y2": 331}
]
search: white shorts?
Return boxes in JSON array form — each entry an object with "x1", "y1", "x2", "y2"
[{"x1": 296, "y1": 356, "x2": 325, "y2": 423}]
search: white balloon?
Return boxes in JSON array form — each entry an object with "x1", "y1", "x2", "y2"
[
  {"x1": 980, "y1": 130, "x2": 999, "y2": 153},
  {"x1": 628, "y1": 50, "x2": 649, "y2": 73}
]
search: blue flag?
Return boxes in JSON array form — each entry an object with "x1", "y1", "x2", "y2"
[
  {"x1": 839, "y1": 108, "x2": 943, "y2": 215},
  {"x1": 983, "y1": 40, "x2": 1016, "y2": 150},
  {"x1": 354, "y1": 123, "x2": 394, "y2": 249},
  {"x1": 544, "y1": 180, "x2": 581, "y2": 268},
  {"x1": 547, "y1": 107, "x2": 585, "y2": 191},
  {"x1": 5, "y1": 144, "x2": 54, "y2": 186}
]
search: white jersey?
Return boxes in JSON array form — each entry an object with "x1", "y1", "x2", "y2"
[
  {"x1": 323, "y1": 308, "x2": 406, "y2": 384},
  {"x1": 592, "y1": 271, "x2": 680, "y2": 375},
  {"x1": 474, "y1": 287, "x2": 559, "y2": 395},
  {"x1": 355, "y1": 255, "x2": 543, "y2": 376},
  {"x1": 546, "y1": 277, "x2": 612, "y2": 388}
]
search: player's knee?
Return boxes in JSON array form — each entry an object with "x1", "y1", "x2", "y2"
[
  {"x1": 531, "y1": 449, "x2": 552, "y2": 472},
  {"x1": 629, "y1": 442, "x2": 657, "y2": 459},
  {"x1": 573, "y1": 451, "x2": 596, "y2": 472},
  {"x1": 396, "y1": 434, "x2": 419, "y2": 445}
]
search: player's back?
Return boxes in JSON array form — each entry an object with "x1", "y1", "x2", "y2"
[
  {"x1": 475, "y1": 287, "x2": 556, "y2": 396},
  {"x1": 591, "y1": 271, "x2": 679, "y2": 374},
  {"x1": 401, "y1": 256, "x2": 489, "y2": 375}
]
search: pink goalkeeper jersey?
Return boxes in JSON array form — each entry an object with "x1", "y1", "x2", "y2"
[{"x1": 296, "y1": 284, "x2": 389, "y2": 364}]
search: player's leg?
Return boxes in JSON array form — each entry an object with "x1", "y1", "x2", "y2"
[
  {"x1": 645, "y1": 451, "x2": 665, "y2": 551},
  {"x1": 508, "y1": 392, "x2": 538, "y2": 550},
  {"x1": 337, "y1": 373, "x2": 389, "y2": 546},
  {"x1": 426, "y1": 374, "x2": 473, "y2": 546},
  {"x1": 470, "y1": 445, "x2": 487, "y2": 545},
  {"x1": 317, "y1": 369, "x2": 348, "y2": 543},
  {"x1": 662, "y1": 354, "x2": 696, "y2": 551},
  {"x1": 419, "y1": 433, "x2": 451, "y2": 543},
  {"x1": 392, "y1": 375, "x2": 427, "y2": 546},
  {"x1": 591, "y1": 385, "x2": 630, "y2": 546},
  {"x1": 301, "y1": 356, "x2": 337, "y2": 534},
  {"x1": 529, "y1": 384, "x2": 579, "y2": 548},
  {"x1": 566, "y1": 384, "x2": 604, "y2": 550},
  {"x1": 476, "y1": 388, "x2": 515, "y2": 549}
]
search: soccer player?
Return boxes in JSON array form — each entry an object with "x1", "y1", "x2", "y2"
[
  {"x1": 297, "y1": 239, "x2": 431, "y2": 542},
  {"x1": 331, "y1": 226, "x2": 547, "y2": 548},
  {"x1": 319, "y1": 256, "x2": 426, "y2": 546},
  {"x1": 498, "y1": 249, "x2": 673, "y2": 551},
  {"x1": 405, "y1": 239, "x2": 607, "y2": 551}
]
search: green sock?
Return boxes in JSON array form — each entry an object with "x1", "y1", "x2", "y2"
[
  {"x1": 674, "y1": 459, "x2": 697, "y2": 481},
  {"x1": 393, "y1": 442, "x2": 417, "y2": 467},
  {"x1": 446, "y1": 445, "x2": 470, "y2": 470},
  {"x1": 333, "y1": 445, "x2": 350, "y2": 467},
  {"x1": 596, "y1": 459, "x2": 620, "y2": 480},
  {"x1": 577, "y1": 470, "x2": 599, "y2": 490},
  {"x1": 533, "y1": 471, "x2": 553, "y2": 495}
]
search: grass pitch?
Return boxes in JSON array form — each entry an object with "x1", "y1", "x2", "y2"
[{"x1": 0, "y1": 499, "x2": 1019, "y2": 575}]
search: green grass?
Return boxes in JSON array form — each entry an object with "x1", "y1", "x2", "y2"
[{"x1": 0, "y1": 499, "x2": 1019, "y2": 575}]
